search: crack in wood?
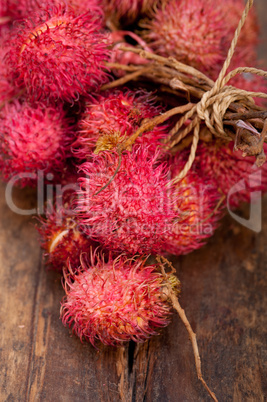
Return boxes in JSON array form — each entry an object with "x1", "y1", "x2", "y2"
[
  {"x1": 24, "y1": 250, "x2": 43, "y2": 401},
  {"x1": 116, "y1": 339, "x2": 158, "y2": 402}
]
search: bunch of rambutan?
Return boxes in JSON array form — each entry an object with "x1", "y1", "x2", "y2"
[{"x1": 1, "y1": 0, "x2": 266, "y2": 358}]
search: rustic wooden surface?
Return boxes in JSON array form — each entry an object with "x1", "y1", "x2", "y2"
[{"x1": 1, "y1": 2, "x2": 267, "y2": 401}]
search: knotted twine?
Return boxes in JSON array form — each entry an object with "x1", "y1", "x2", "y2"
[
  {"x1": 103, "y1": 0, "x2": 267, "y2": 191},
  {"x1": 168, "y1": 0, "x2": 267, "y2": 184}
]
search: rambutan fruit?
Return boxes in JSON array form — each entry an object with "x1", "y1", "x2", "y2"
[
  {"x1": 221, "y1": 0, "x2": 259, "y2": 63},
  {"x1": 141, "y1": 0, "x2": 228, "y2": 76},
  {"x1": 194, "y1": 140, "x2": 267, "y2": 208},
  {"x1": 4, "y1": 4, "x2": 110, "y2": 103},
  {"x1": 109, "y1": 30, "x2": 150, "y2": 76},
  {"x1": 0, "y1": 3, "x2": 10, "y2": 36},
  {"x1": 0, "y1": 100, "x2": 74, "y2": 187},
  {"x1": 68, "y1": 0, "x2": 104, "y2": 16},
  {"x1": 2, "y1": 0, "x2": 31, "y2": 20},
  {"x1": 38, "y1": 198, "x2": 98, "y2": 272},
  {"x1": 225, "y1": 56, "x2": 267, "y2": 106},
  {"x1": 21, "y1": 0, "x2": 104, "y2": 19},
  {"x1": 73, "y1": 89, "x2": 168, "y2": 160},
  {"x1": 60, "y1": 253, "x2": 180, "y2": 345},
  {"x1": 141, "y1": 0, "x2": 259, "y2": 80},
  {"x1": 102, "y1": 0, "x2": 156, "y2": 27},
  {"x1": 0, "y1": 0, "x2": 8, "y2": 19},
  {"x1": 76, "y1": 145, "x2": 219, "y2": 256},
  {"x1": 0, "y1": 45, "x2": 18, "y2": 105},
  {"x1": 76, "y1": 146, "x2": 176, "y2": 255},
  {"x1": 162, "y1": 153, "x2": 221, "y2": 255}
]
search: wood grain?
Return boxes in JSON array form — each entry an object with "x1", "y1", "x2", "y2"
[
  {"x1": 1, "y1": 2, "x2": 267, "y2": 401},
  {"x1": 1, "y1": 188, "x2": 267, "y2": 402}
]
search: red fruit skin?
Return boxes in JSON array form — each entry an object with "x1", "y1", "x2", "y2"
[
  {"x1": 162, "y1": 154, "x2": 221, "y2": 255},
  {"x1": 2, "y1": 0, "x2": 31, "y2": 20},
  {"x1": 1, "y1": 0, "x2": 105, "y2": 29},
  {"x1": 109, "y1": 30, "x2": 150, "y2": 76},
  {"x1": 61, "y1": 253, "x2": 177, "y2": 346},
  {"x1": 37, "y1": 199, "x2": 98, "y2": 272},
  {"x1": 76, "y1": 147, "x2": 176, "y2": 255},
  {"x1": 141, "y1": 0, "x2": 259, "y2": 79},
  {"x1": 0, "y1": 45, "x2": 18, "y2": 104},
  {"x1": 0, "y1": 100, "x2": 74, "y2": 187},
  {"x1": 195, "y1": 140, "x2": 267, "y2": 209},
  {"x1": 4, "y1": 4, "x2": 110, "y2": 103},
  {"x1": 24, "y1": 0, "x2": 104, "y2": 19},
  {"x1": 225, "y1": 56, "x2": 267, "y2": 106},
  {"x1": 142, "y1": 0, "x2": 228, "y2": 76},
  {"x1": 67, "y1": 0, "x2": 104, "y2": 16},
  {"x1": 221, "y1": 0, "x2": 259, "y2": 63},
  {"x1": 0, "y1": 2, "x2": 11, "y2": 35},
  {"x1": 102, "y1": 0, "x2": 156, "y2": 25},
  {"x1": 76, "y1": 145, "x2": 219, "y2": 256},
  {"x1": 73, "y1": 89, "x2": 168, "y2": 160}
]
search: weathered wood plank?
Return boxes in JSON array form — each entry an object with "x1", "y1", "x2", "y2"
[
  {"x1": 0, "y1": 184, "x2": 41, "y2": 401},
  {"x1": 147, "y1": 206, "x2": 267, "y2": 401},
  {"x1": 1, "y1": 191, "x2": 267, "y2": 401},
  {"x1": 1, "y1": 1, "x2": 267, "y2": 400}
]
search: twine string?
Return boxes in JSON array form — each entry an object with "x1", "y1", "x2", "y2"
[
  {"x1": 104, "y1": 0, "x2": 267, "y2": 187},
  {"x1": 170, "y1": 0, "x2": 266, "y2": 184}
]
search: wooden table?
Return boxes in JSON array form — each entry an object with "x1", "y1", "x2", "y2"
[{"x1": 1, "y1": 2, "x2": 267, "y2": 401}]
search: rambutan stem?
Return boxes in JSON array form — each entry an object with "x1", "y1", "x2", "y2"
[
  {"x1": 225, "y1": 110, "x2": 267, "y2": 125},
  {"x1": 157, "y1": 256, "x2": 218, "y2": 402},
  {"x1": 105, "y1": 0, "x2": 267, "y2": 182},
  {"x1": 101, "y1": 66, "x2": 152, "y2": 91},
  {"x1": 105, "y1": 63, "x2": 141, "y2": 72},
  {"x1": 215, "y1": 0, "x2": 254, "y2": 90},
  {"x1": 118, "y1": 103, "x2": 193, "y2": 152},
  {"x1": 199, "y1": 194, "x2": 226, "y2": 224},
  {"x1": 116, "y1": 46, "x2": 214, "y2": 86},
  {"x1": 93, "y1": 152, "x2": 122, "y2": 196},
  {"x1": 167, "y1": 0, "x2": 267, "y2": 183},
  {"x1": 168, "y1": 291, "x2": 218, "y2": 402}
]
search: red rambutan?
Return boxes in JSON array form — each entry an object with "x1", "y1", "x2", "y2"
[
  {"x1": 0, "y1": 2, "x2": 10, "y2": 35},
  {"x1": 141, "y1": 0, "x2": 228, "y2": 76},
  {"x1": 194, "y1": 140, "x2": 267, "y2": 208},
  {"x1": 76, "y1": 145, "x2": 219, "y2": 256},
  {"x1": 2, "y1": 0, "x2": 31, "y2": 20},
  {"x1": 221, "y1": 0, "x2": 259, "y2": 63},
  {"x1": 0, "y1": 100, "x2": 74, "y2": 187},
  {"x1": 68, "y1": 0, "x2": 104, "y2": 16},
  {"x1": 25, "y1": 0, "x2": 104, "y2": 18},
  {"x1": 4, "y1": 4, "x2": 110, "y2": 102},
  {"x1": 76, "y1": 146, "x2": 176, "y2": 254},
  {"x1": 0, "y1": 45, "x2": 18, "y2": 105},
  {"x1": 162, "y1": 153, "x2": 221, "y2": 255},
  {"x1": 60, "y1": 253, "x2": 180, "y2": 345},
  {"x1": 141, "y1": 0, "x2": 259, "y2": 79},
  {"x1": 38, "y1": 197, "x2": 98, "y2": 272},
  {"x1": 225, "y1": 56, "x2": 267, "y2": 106},
  {"x1": 73, "y1": 89, "x2": 168, "y2": 160},
  {"x1": 102, "y1": 0, "x2": 156, "y2": 26}
]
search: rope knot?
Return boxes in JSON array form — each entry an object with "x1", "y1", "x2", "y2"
[{"x1": 196, "y1": 84, "x2": 255, "y2": 140}]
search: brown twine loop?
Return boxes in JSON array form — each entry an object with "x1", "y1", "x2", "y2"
[
  {"x1": 102, "y1": 0, "x2": 267, "y2": 191},
  {"x1": 169, "y1": 0, "x2": 267, "y2": 185}
]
